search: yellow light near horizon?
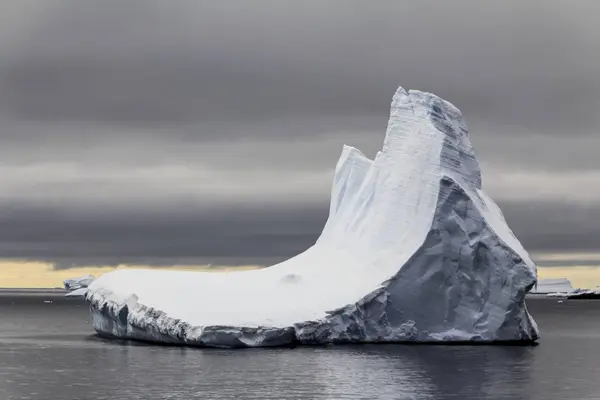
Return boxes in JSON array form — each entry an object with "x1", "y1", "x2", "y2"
[
  {"x1": 537, "y1": 266, "x2": 600, "y2": 289},
  {"x1": 0, "y1": 261, "x2": 262, "y2": 288},
  {"x1": 0, "y1": 260, "x2": 599, "y2": 289},
  {"x1": 530, "y1": 251, "x2": 600, "y2": 262}
]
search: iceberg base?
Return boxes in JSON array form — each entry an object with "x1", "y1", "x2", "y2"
[{"x1": 87, "y1": 282, "x2": 538, "y2": 349}]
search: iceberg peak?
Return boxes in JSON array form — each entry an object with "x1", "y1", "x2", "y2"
[{"x1": 384, "y1": 87, "x2": 482, "y2": 189}]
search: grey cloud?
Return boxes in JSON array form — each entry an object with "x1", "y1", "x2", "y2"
[
  {"x1": 1, "y1": 0, "x2": 598, "y2": 132},
  {"x1": 7, "y1": 121, "x2": 597, "y2": 173},
  {"x1": 0, "y1": 116, "x2": 384, "y2": 157},
  {"x1": 500, "y1": 200, "x2": 600, "y2": 252},
  {"x1": 0, "y1": 199, "x2": 598, "y2": 268},
  {"x1": 0, "y1": 0, "x2": 598, "y2": 265},
  {"x1": 471, "y1": 132, "x2": 600, "y2": 173},
  {"x1": 0, "y1": 201, "x2": 328, "y2": 267}
]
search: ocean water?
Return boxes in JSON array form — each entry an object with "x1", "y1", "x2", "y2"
[{"x1": 0, "y1": 292, "x2": 599, "y2": 400}]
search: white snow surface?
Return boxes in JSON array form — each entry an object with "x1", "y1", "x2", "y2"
[
  {"x1": 63, "y1": 275, "x2": 95, "y2": 291},
  {"x1": 530, "y1": 278, "x2": 574, "y2": 294},
  {"x1": 86, "y1": 87, "x2": 539, "y2": 347}
]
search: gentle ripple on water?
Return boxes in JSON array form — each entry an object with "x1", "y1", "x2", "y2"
[{"x1": 0, "y1": 294, "x2": 599, "y2": 400}]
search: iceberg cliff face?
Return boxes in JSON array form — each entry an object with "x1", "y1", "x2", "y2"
[{"x1": 85, "y1": 87, "x2": 539, "y2": 347}]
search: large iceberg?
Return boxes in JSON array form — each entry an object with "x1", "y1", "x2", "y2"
[{"x1": 86, "y1": 86, "x2": 539, "y2": 347}]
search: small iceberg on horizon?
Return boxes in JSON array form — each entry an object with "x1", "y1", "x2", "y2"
[
  {"x1": 64, "y1": 275, "x2": 95, "y2": 297},
  {"x1": 528, "y1": 279, "x2": 600, "y2": 299},
  {"x1": 567, "y1": 287, "x2": 600, "y2": 299},
  {"x1": 530, "y1": 278, "x2": 574, "y2": 296}
]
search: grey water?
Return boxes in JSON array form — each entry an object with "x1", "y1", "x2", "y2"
[{"x1": 0, "y1": 293, "x2": 599, "y2": 400}]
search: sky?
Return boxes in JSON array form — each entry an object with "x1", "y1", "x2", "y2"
[{"x1": 0, "y1": 1, "x2": 599, "y2": 286}]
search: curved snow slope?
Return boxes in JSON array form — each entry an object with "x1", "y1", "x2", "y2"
[{"x1": 86, "y1": 87, "x2": 539, "y2": 347}]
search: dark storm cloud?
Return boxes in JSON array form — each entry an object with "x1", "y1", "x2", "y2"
[
  {"x1": 1, "y1": 0, "x2": 599, "y2": 132},
  {"x1": 500, "y1": 201, "x2": 600, "y2": 253},
  {"x1": 0, "y1": 0, "x2": 598, "y2": 265},
  {"x1": 0, "y1": 201, "x2": 328, "y2": 267},
  {"x1": 0, "y1": 199, "x2": 598, "y2": 268}
]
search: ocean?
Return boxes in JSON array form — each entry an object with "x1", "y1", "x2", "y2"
[{"x1": 0, "y1": 292, "x2": 599, "y2": 400}]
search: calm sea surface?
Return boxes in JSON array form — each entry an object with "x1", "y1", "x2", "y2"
[{"x1": 0, "y1": 292, "x2": 599, "y2": 400}]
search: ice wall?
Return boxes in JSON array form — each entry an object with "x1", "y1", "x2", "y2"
[{"x1": 85, "y1": 87, "x2": 539, "y2": 347}]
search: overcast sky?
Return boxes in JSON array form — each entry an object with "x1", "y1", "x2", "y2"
[{"x1": 0, "y1": 0, "x2": 598, "y2": 268}]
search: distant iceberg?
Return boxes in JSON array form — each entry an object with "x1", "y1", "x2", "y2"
[
  {"x1": 85, "y1": 86, "x2": 539, "y2": 347},
  {"x1": 64, "y1": 275, "x2": 95, "y2": 297},
  {"x1": 530, "y1": 278, "x2": 574, "y2": 295},
  {"x1": 567, "y1": 287, "x2": 600, "y2": 299},
  {"x1": 536, "y1": 283, "x2": 600, "y2": 299}
]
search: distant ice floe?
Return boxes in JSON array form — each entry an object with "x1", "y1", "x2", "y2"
[
  {"x1": 530, "y1": 278, "x2": 574, "y2": 295},
  {"x1": 528, "y1": 278, "x2": 600, "y2": 299},
  {"x1": 64, "y1": 275, "x2": 95, "y2": 297},
  {"x1": 566, "y1": 287, "x2": 600, "y2": 299},
  {"x1": 84, "y1": 86, "x2": 539, "y2": 347}
]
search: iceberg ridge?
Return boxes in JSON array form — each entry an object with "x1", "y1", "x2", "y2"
[{"x1": 85, "y1": 86, "x2": 539, "y2": 347}]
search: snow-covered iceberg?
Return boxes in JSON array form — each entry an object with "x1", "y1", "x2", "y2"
[
  {"x1": 530, "y1": 278, "x2": 574, "y2": 295},
  {"x1": 64, "y1": 275, "x2": 95, "y2": 291},
  {"x1": 85, "y1": 86, "x2": 539, "y2": 347}
]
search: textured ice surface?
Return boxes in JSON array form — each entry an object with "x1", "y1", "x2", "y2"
[
  {"x1": 86, "y1": 87, "x2": 539, "y2": 347},
  {"x1": 530, "y1": 278, "x2": 573, "y2": 294},
  {"x1": 64, "y1": 275, "x2": 95, "y2": 291}
]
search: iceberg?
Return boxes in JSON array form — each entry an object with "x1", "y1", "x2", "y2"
[
  {"x1": 530, "y1": 278, "x2": 574, "y2": 295},
  {"x1": 85, "y1": 86, "x2": 539, "y2": 347},
  {"x1": 567, "y1": 287, "x2": 600, "y2": 299},
  {"x1": 546, "y1": 291, "x2": 570, "y2": 297},
  {"x1": 64, "y1": 275, "x2": 95, "y2": 291}
]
